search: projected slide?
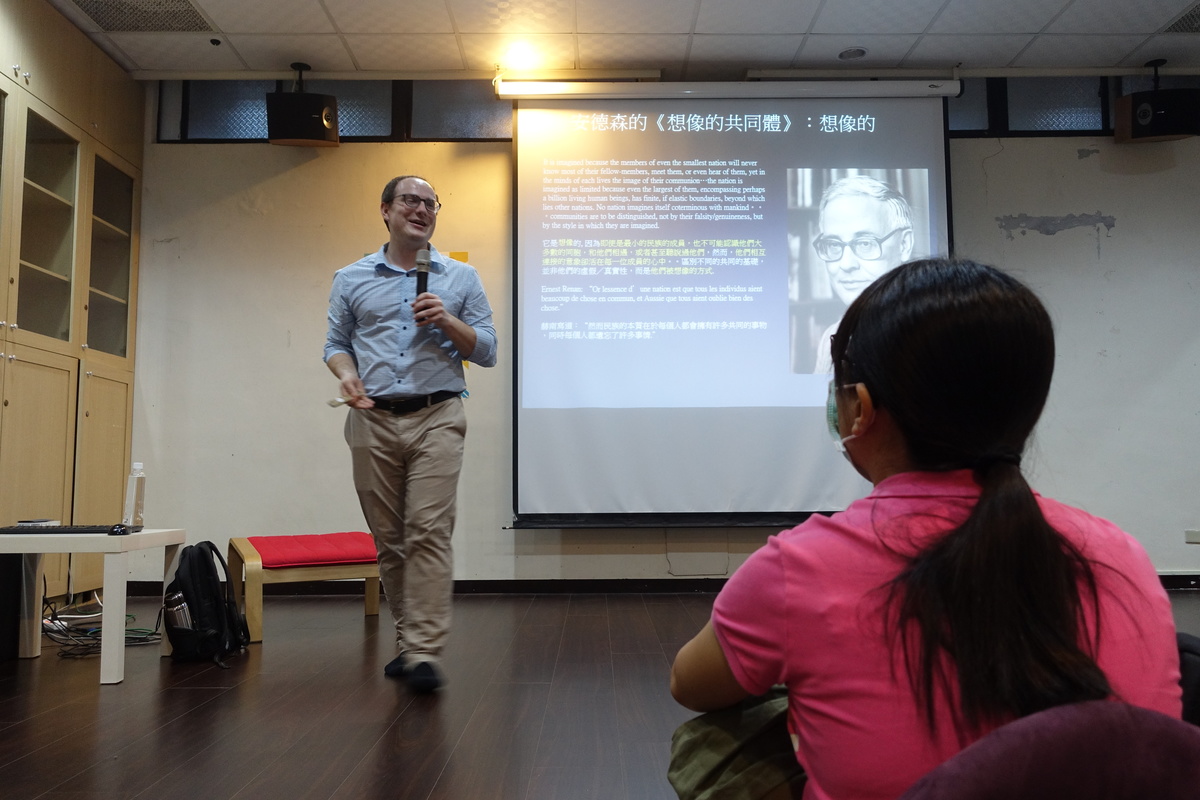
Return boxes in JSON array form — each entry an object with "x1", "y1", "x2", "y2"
[{"x1": 515, "y1": 96, "x2": 949, "y2": 522}]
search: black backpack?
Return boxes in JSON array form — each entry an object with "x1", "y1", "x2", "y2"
[{"x1": 162, "y1": 541, "x2": 250, "y2": 666}]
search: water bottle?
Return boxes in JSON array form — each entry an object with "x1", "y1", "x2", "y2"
[
  {"x1": 122, "y1": 462, "x2": 145, "y2": 531},
  {"x1": 163, "y1": 590, "x2": 193, "y2": 630}
]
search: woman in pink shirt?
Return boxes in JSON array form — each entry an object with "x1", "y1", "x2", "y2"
[{"x1": 669, "y1": 258, "x2": 1181, "y2": 800}]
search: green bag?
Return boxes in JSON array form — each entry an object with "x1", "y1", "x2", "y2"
[{"x1": 668, "y1": 687, "x2": 807, "y2": 800}]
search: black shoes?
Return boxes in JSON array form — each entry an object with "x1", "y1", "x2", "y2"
[
  {"x1": 384, "y1": 653, "x2": 443, "y2": 692},
  {"x1": 405, "y1": 661, "x2": 442, "y2": 693},
  {"x1": 383, "y1": 653, "x2": 408, "y2": 678}
]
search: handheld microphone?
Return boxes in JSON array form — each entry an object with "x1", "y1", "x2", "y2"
[{"x1": 415, "y1": 249, "x2": 430, "y2": 295}]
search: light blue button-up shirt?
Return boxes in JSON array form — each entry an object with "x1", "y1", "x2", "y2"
[{"x1": 324, "y1": 244, "x2": 497, "y2": 398}]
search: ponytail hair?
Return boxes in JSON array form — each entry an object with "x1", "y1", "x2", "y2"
[{"x1": 831, "y1": 258, "x2": 1111, "y2": 732}]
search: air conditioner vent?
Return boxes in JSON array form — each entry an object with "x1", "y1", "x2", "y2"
[
  {"x1": 1166, "y1": 3, "x2": 1200, "y2": 33},
  {"x1": 67, "y1": 0, "x2": 212, "y2": 33}
]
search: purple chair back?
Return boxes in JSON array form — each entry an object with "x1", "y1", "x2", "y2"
[{"x1": 898, "y1": 701, "x2": 1200, "y2": 800}]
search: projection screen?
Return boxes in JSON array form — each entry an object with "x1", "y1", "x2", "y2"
[{"x1": 514, "y1": 94, "x2": 950, "y2": 527}]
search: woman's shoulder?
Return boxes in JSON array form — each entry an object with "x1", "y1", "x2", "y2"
[
  {"x1": 1036, "y1": 495, "x2": 1138, "y2": 550},
  {"x1": 1036, "y1": 495, "x2": 1163, "y2": 588}
]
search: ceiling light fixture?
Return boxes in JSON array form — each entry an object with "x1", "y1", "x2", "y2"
[
  {"x1": 502, "y1": 41, "x2": 538, "y2": 71},
  {"x1": 838, "y1": 47, "x2": 868, "y2": 61}
]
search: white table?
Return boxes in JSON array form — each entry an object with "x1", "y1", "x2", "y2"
[{"x1": 0, "y1": 528, "x2": 185, "y2": 684}]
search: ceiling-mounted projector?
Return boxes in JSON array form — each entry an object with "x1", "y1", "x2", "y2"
[
  {"x1": 1114, "y1": 59, "x2": 1199, "y2": 144},
  {"x1": 266, "y1": 62, "x2": 339, "y2": 147}
]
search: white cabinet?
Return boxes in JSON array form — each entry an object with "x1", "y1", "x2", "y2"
[
  {"x1": 11, "y1": 99, "x2": 82, "y2": 352},
  {"x1": 0, "y1": 0, "x2": 92, "y2": 134},
  {"x1": 85, "y1": 152, "x2": 138, "y2": 360},
  {"x1": 0, "y1": 343, "x2": 79, "y2": 596},
  {"x1": 0, "y1": 6, "x2": 144, "y2": 600}
]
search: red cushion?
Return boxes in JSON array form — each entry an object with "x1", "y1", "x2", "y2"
[{"x1": 246, "y1": 532, "x2": 377, "y2": 568}]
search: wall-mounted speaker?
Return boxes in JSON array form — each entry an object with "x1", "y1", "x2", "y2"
[
  {"x1": 1114, "y1": 88, "x2": 1200, "y2": 144},
  {"x1": 266, "y1": 92, "x2": 339, "y2": 147}
]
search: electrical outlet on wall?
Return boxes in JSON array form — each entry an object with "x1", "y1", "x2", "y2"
[{"x1": 1187, "y1": 529, "x2": 1200, "y2": 544}]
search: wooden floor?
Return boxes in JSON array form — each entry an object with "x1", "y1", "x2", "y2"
[
  {"x1": 4, "y1": 589, "x2": 1199, "y2": 800},
  {"x1": 0, "y1": 592, "x2": 713, "y2": 800}
]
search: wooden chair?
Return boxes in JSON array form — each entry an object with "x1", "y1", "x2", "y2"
[{"x1": 227, "y1": 532, "x2": 380, "y2": 642}]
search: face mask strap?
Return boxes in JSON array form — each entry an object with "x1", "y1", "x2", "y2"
[
  {"x1": 832, "y1": 432, "x2": 858, "y2": 454},
  {"x1": 828, "y1": 378, "x2": 873, "y2": 458},
  {"x1": 826, "y1": 380, "x2": 857, "y2": 452}
]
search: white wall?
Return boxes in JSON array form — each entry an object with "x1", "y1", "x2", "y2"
[
  {"x1": 129, "y1": 127, "x2": 773, "y2": 581},
  {"x1": 949, "y1": 135, "x2": 1200, "y2": 574},
  {"x1": 127, "y1": 108, "x2": 1200, "y2": 580}
]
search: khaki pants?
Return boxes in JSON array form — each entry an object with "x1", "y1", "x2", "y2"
[{"x1": 344, "y1": 398, "x2": 465, "y2": 662}]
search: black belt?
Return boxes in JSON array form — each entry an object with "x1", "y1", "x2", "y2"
[{"x1": 369, "y1": 390, "x2": 459, "y2": 415}]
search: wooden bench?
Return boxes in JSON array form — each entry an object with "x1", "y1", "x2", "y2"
[{"x1": 227, "y1": 532, "x2": 380, "y2": 642}]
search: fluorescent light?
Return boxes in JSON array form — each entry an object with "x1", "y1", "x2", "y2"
[{"x1": 493, "y1": 78, "x2": 961, "y2": 100}]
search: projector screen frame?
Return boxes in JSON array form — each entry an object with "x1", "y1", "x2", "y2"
[{"x1": 510, "y1": 91, "x2": 955, "y2": 529}]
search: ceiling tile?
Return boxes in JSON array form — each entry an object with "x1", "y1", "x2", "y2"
[
  {"x1": 197, "y1": 0, "x2": 335, "y2": 33},
  {"x1": 1047, "y1": 0, "x2": 1199, "y2": 35},
  {"x1": 1011, "y1": 34, "x2": 1150, "y2": 68},
  {"x1": 695, "y1": 0, "x2": 820, "y2": 35},
  {"x1": 929, "y1": 0, "x2": 1070, "y2": 34},
  {"x1": 460, "y1": 32, "x2": 577, "y2": 70},
  {"x1": 59, "y1": 0, "x2": 1200, "y2": 78},
  {"x1": 107, "y1": 32, "x2": 247, "y2": 70},
  {"x1": 812, "y1": 0, "x2": 945, "y2": 34},
  {"x1": 344, "y1": 34, "x2": 464, "y2": 70},
  {"x1": 688, "y1": 34, "x2": 804, "y2": 67},
  {"x1": 794, "y1": 34, "x2": 921, "y2": 67},
  {"x1": 577, "y1": 0, "x2": 699, "y2": 34},
  {"x1": 223, "y1": 33, "x2": 356, "y2": 71},
  {"x1": 448, "y1": 0, "x2": 575, "y2": 33},
  {"x1": 904, "y1": 34, "x2": 1034, "y2": 69},
  {"x1": 1120, "y1": 33, "x2": 1200, "y2": 68},
  {"x1": 576, "y1": 34, "x2": 690, "y2": 69},
  {"x1": 323, "y1": 0, "x2": 454, "y2": 34}
]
